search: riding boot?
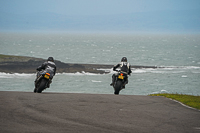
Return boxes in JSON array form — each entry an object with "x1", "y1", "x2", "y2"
[
  {"x1": 34, "y1": 79, "x2": 37, "y2": 88},
  {"x1": 47, "y1": 80, "x2": 52, "y2": 88},
  {"x1": 122, "y1": 84, "x2": 125, "y2": 89},
  {"x1": 110, "y1": 74, "x2": 116, "y2": 86},
  {"x1": 122, "y1": 78, "x2": 128, "y2": 89}
]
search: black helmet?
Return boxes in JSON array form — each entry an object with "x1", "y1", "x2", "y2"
[
  {"x1": 47, "y1": 57, "x2": 54, "y2": 62},
  {"x1": 121, "y1": 57, "x2": 127, "y2": 62}
]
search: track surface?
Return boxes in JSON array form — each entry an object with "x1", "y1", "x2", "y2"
[{"x1": 0, "y1": 91, "x2": 199, "y2": 133}]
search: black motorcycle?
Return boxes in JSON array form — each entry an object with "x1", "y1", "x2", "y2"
[
  {"x1": 34, "y1": 71, "x2": 52, "y2": 93},
  {"x1": 112, "y1": 70, "x2": 128, "y2": 95}
]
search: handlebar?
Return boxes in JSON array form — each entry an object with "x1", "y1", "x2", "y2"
[
  {"x1": 114, "y1": 70, "x2": 120, "y2": 72},
  {"x1": 114, "y1": 70, "x2": 131, "y2": 76}
]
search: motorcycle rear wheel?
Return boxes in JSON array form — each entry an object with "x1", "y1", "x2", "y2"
[
  {"x1": 36, "y1": 79, "x2": 47, "y2": 93},
  {"x1": 114, "y1": 80, "x2": 122, "y2": 95}
]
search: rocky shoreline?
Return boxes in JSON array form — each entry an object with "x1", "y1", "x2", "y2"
[{"x1": 0, "y1": 54, "x2": 158, "y2": 74}]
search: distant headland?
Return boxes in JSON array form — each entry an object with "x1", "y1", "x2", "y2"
[{"x1": 0, "y1": 54, "x2": 158, "y2": 74}]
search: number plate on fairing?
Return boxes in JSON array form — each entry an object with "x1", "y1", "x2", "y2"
[
  {"x1": 118, "y1": 75, "x2": 124, "y2": 79},
  {"x1": 44, "y1": 74, "x2": 50, "y2": 79}
]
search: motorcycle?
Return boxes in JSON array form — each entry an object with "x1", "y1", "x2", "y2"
[
  {"x1": 34, "y1": 71, "x2": 52, "y2": 93},
  {"x1": 112, "y1": 70, "x2": 128, "y2": 95}
]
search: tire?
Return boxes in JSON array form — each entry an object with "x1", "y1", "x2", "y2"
[
  {"x1": 36, "y1": 79, "x2": 47, "y2": 93},
  {"x1": 114, "y1": 80, "x2": 122, "y2": 95}
]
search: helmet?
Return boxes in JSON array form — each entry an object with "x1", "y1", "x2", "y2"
[
  {"x1": 121, "y1": 57, "x2": 127, "y2": 62},
  {"x1": 47, "y1": 57, "x2": 54, "y2": 62}
]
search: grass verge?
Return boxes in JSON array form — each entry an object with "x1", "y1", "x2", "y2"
[
  {"x1": 0, "y1": 54, "x2": 43, "y2": 62},
  {"x1": 149, "y1": 93, "x2": 200, "y2": 110}
]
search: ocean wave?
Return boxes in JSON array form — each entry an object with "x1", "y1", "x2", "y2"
[
  {"x1": 66, "y1": 66, "x2": 200, "y2": 75},
  {"x1": 97, "y1": 68, "x2": 112, "y2": 73},
  {"x1": 0, "y1": 72, "x2": 35, "y2": 78},
  {"x1": 132, "y1": 69, "x2": 147, "y2": 73},
  {"x1": 181, "y1": 75, "x2": 188, "y2": 78},
  {"x1": 91, "y1": 80, "x2": 102, "y2": 83},
  {"x1": 150, "y1": 90, "x2": 169, "y2": 94},
  {"x1": 1, "y1": 66, "x2": 199, "y2": 77},
  {"x1": 132, "y1": 66, "x2": 200, "y2": 74},
  {"x1": 57, "y1": 71, "x2": 103, "y2": 76},
  {"x1": 161, "y1": 66, "x2": 200, "y2": 69}
]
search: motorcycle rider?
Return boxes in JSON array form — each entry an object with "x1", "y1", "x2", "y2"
[
  {"x1": 35, "y1": 57, "x2": 56, "y2": 88},
  {"x1": 110, "y1": 57, "x2": 132, "y2": 88}
]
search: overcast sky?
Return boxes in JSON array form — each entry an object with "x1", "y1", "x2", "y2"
[
  {"x1": 1, "y1": 0, "x2": 200, "y2": 16},
  {"x1": 0, "y1": 0, "x2": 200, "y2": 33}
]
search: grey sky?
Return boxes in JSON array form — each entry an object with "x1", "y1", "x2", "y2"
[
  {"x1": 1, "y1": 0, "x2": 199, "y2": 15},
  {"x1": 0, "y1": 0, "x2": 200, "y2": 33}
]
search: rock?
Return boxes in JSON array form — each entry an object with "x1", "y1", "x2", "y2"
[
  {"x1": 0, "y1": 54, "x2": 112, "y2": 73},
  {"x1": 0, "y1": 54, "x2": 159, "y2": 74}
]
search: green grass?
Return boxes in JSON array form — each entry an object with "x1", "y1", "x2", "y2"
[
  {"x1": 0, "y1": 54, "x2": 43, "y2": 62},
  {"x1": 149, "y1": 93, "x2": 200, "y2": 110},
  {"x1": 0, "y1": 54, "x2": 12, "y2": 58},
  {"x1": 0, "y1": 54, "x2": 26, "y2": 59}
]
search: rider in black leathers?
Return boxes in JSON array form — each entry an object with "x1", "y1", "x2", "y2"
[
  {"x1": 110, "y1": 57, "x2": 132, "y2": 88},
  {"x1": 35, "y1": 57, "x2": 56, "y2": 88}
]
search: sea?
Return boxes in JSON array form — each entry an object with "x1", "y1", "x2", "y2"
[{"x1": 0, "y1": 32, "x2": 200, "y2": 95}]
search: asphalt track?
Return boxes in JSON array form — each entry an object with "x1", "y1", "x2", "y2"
[{"x1": 0, "y1": 91, "x2": 199, "y2": 133}]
